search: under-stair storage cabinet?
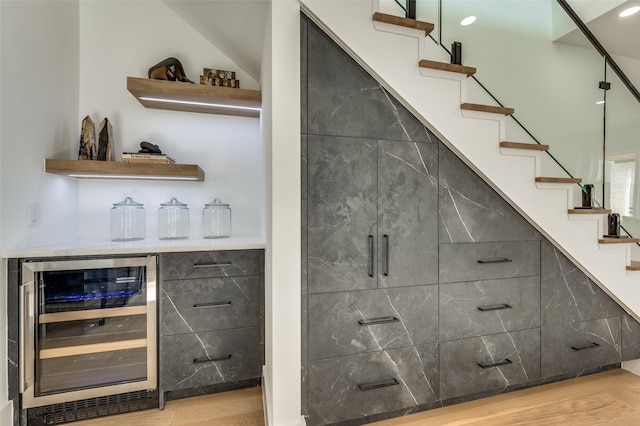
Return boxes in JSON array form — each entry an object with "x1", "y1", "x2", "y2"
[{"x1": 159, "y1": 250, "x2": 264, "y2": 405}]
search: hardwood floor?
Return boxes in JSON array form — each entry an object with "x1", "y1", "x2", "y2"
[
  {"x1": 68, "y1": 370, "x2": 640, "y2": 425},
  {"x1": 373, "y1": 369, "x2": 640, "y2": 426},
  {"x1": 69, "y1": 386, "x2": 264, "y2": 426}
]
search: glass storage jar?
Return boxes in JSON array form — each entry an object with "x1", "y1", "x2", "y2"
[
  {"x1": 158, "y1": 197, "x2": 189, "y2": 240},
  {"x1": 111, "y1": 197, "x2": 145, "y2": 241},
  {"x1": 203, "y1": 198, "x2": 231, "y2": 238}
]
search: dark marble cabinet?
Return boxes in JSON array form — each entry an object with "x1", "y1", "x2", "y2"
[
  {"x1": 159, "y1": 249, "x2": 264, "y2": 405},
  {"x1": 300, "y1": 13, "x2": 639, "y2": 426}
]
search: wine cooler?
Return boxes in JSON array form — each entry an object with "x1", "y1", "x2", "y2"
[{"x1": 20, "y1": 256, "x2": 157, "y2": 410}]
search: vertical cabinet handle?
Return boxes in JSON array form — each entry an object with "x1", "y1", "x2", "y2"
[
  {"x1": 383, "y1": 234, "x2": 389, "y2": 277},
  {"x1": 368, "y1": 235, "x2": 374, "y2": 277}
]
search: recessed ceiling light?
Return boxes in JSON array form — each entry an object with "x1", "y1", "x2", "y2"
[
  {"x1": 619, "y1": 6, "x2": 640, "y2": 17},
  {"x1": 460, "y1": 16, "x2": 477, "y2": 26}
]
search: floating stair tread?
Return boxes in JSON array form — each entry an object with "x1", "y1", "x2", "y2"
[
  {"x1": 535, "y1": 177, "x2": 582, "y2": 184},
  {"x1": 598, "y1": 237, "x2": 640, "y2": 244},
  {"x1": 568, "y1": 209, "x2": 612, "y2": 214},
  {"x1": 419, "y1": 60, "x2": 476, "y2": 77},
  {"x1": 372, "y1": 12, "x2": 434, "y2": 36},
  {"x1": 500, "y1": 141, "x2": 549, "y2": 151},
  {"x1": 461, "y1": 103, "x2": 514, "y2": 116},
  {"x1": 627, "y1": 261, "x2": 640, "y2": 271}
]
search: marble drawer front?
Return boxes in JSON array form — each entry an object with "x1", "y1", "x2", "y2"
[
  {"x1": 308, "y1": 286, "x2": 438, "y2": 360},
  {"x1": 160, "y1": 250, "x2": 260, "y2": 280},
  {"x1": 439, "y1": 241, "x2": 540, "y2": 284},
  {"x1": 439, "y1": 329, "x2": 541, "y2": 400},
  {"x1": 541, "y1": 317, "x2": 621, "y2": 378},
  {"x1": 161, "y1": 327, "x2": 260, "y2": 391},
  {"x1": 161, "y1": 276, "x2": 260, "y2": 335},
  {"x1": 306, "y1": 344, "x2": 439, "y2": 426},
  {"x1": 439, "y1": 277, "x2": 540, "y2": 341}
]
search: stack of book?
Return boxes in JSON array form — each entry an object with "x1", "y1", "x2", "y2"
[
  {"x1": 121, "y1": 152, "x2": 176, "y2": 164},
  {"x1": 200, "y1": 67, "x2": 240, "y2": 88}
]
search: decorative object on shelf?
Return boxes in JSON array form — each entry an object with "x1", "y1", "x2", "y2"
[
  {"x1": 121, "y1": 152, "x2": 176, "y2": 164},
  {"x1": 97, "y1": 117, "x2": 115, "y2": 161},
  {"x1": 451, "y1": 41, "x2": 462, "y2": 65},
  {"x1": 111, "y1": 197, "x2": 145, "y2": 241},
  {"x1": 148, "y1": 57, "x2": 194, "y2": 83},
  {"x1": 203, "y1": 198, "x2": 231, "y2": 239},
  {"x1": 581, "y1": 184, "x2": 594, "y2": 208},
  {"x1": 139, "y1": 141, "x2": 162, "y2": 154},
  {"x1": 607, "y1": 213, "x2": 621, "y2": 237},
  {"x1": 159, "y1": 198, "x2": 190, "y2": 240},
  {"x1": 78, "y1": 115, "x2": 96, "y2": 160},
  {"x1": 201, "y1": 67, "x2": 240, "y2": 88}
]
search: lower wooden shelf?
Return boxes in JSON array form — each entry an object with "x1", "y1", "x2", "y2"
[{"x1": 45, "y1": 159, "x2": 204, "y2": 181}]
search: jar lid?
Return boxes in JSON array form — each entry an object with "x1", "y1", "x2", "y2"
[
  {"x1": 113, "y1": 197, "x2": 144, "y2": 207},
  {"x1": 160, "y1": 197, "x2": 188, "y2": 208},
  {"x1": 205, "y1": 197, "x2": 230, "y2": 207}
]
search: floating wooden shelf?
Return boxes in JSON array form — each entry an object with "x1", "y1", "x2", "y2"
[
  {"x1": 372, "y1": 12, "x2": 434, "y2": 36},
  {"x1": 419, "y1": 60, "x2": 476, "y2": 77},
  {"x1": 627, "y1": 261, "x2": 640, "y2": 271},
  {"x1": 500, "y1": 141, "x2": 549, "y2": 151},
  {"x1": 598, "y1": 237, "x2": 640, "y2": 244},
  {"x1": 568, "y1": 208, "x2": 612, "y2": 214},
  {"x1": 45, "y1": 159, "x2": 204, "y2": 181},
  {"x1": 535, "y1": 177, "x2": 582, "y2": 184},
  {"x1": 127, "y1": 77, "x2": 261, "y2": 118}
]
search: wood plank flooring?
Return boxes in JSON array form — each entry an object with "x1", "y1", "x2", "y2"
[
  {"x1": 68, "y1": 386, "x2": 264, "y2": 426},
  {"x1": 68, "y1": 370, "x2": 640, "y2": 425}
]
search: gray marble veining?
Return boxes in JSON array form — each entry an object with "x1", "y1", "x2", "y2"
[
  {"x1": 439, "y1": 143, "x2": 540, "y2": 243},
  {"x1": 541, "y1": 239, "x2": 624, "y2": 326},
  {"x1": 541, "y1": 317, "x2": 621, "y2": 378},
  {"x1": 378, "y1": 140, "x2": 438, "y2": 288},
  {"x1": 306, "y1": 344, "x2": 439, "y2": 426},
  {"x1": 307, "y1": 20, "x2": 434, "y2": 143},
  {"x1": 307, "y1": 135, "x2": 378, "y2": 293},
  {"x1": 439, "y1": 277, "x2": 540, "y2": 341},
  {"x1": 439, "y1": 329, "x2": 540, "y2": 400},
  {"x1": 160, "y1": 327, "x2": 260, "y2": 392},
  {"x1": 308, "y1": 286, "x2": 438, "y2": 360},
  {"x1": 622, "y1": 315, "x2": 640, "y2": 361},
  {"x1": 439, "y1": 240, "x2": 540, "y2": 284},
  {"x1": 161, "y1": 276, "x2": 259, "y2": 335}
]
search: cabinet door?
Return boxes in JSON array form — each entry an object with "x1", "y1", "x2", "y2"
[
  {"x1": 378, "y1": 140, "x2": 438, "y2": 287},
  {"x1": 308, "y1": 135, "x2": 378, "y2": 293}
]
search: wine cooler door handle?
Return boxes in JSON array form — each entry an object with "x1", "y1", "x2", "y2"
[{"x1": 20, "y1": 281, "x2": 35, "y2": 393}]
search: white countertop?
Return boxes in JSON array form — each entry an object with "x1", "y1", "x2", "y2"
[{"x1": 2, "y1": 235, "x2": 266, "y2": 258}]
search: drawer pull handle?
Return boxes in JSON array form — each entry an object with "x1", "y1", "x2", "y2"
[
  {"x1": 477, "y1": 304, "x2": 512, "y2": 312},
  {"x1": 477, "y1": 258, "x2": 513, "y2": 264},
  {"x1": 478, "y1": 358, "x2": 512, "y2": 369},
  {"x1": 368, "y1": 235, "x2": 374, "y2": 278},
  {"x1": 571, "y1": 342, "x2": 600, "y2": 351},
  {"x1": 193, "y1": 301, "x2": 232, "y2": 309},
  {"x1": 192, "y1": 262, "x2": 233, "y2": 268},
  {"x1": 193, "y1": 354, "x2": 232, "y2": 364},
  {"x1": 357, "y1": 378, "x2": 400, "y2": 391},
  {"x1": 358, "y1": 316, "x2": 400, "y2": 326}
]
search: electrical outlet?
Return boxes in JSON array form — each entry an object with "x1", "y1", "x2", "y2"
[{"x1": 28, "y1": 203, "x2": 41, "y2": 227}]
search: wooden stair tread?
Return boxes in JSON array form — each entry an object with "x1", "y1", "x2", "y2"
[
  {"x1": 599, "y1": 237, "x2": 640, "y2": 244},
  {"x1": 535, "y1": 177, "x2": 582, "y2": 184},
  {"x1": 372, "y1": 12, "x2": 434, "y2": 36},
  {"x1": 627, "y1": 261, "x2": 640, "y2": 271},
  {"x1": 568, "y1": 208, "x2": 612, "y2": 214},
  {"x1": 419, "y1": 60, "x2": 476, "y2": 77},
  {"x1": 461, "y1": 103, "x2": 514, "y2": 116},
  {"x1": 500, "y1": 141, "x2": 549, "y2": 151}
]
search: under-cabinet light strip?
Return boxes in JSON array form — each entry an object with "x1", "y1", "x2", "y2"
[
  {"x1": 67, "y1": 174, "x2": 199, "y2": 180},
  {"x1": 139, "y1": 97, "x2": 262, "y2": 112}
]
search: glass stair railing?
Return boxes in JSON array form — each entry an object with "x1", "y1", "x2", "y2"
[{"x1": 380, "y1": 0, "x2": 640, "y2": 240}]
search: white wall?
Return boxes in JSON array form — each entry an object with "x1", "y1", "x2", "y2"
[
  {"x1": 1, "y1": 0, "x2": 80, "y2": 251},
  {"x1": 262, "y1": 0, "x2": 303, "y2": 425},
  {"x1": 77, "y1": 1, "x2": 264, "y2": 241}
]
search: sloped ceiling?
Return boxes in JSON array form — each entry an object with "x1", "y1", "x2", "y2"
[{"x1": 163, "y1": 0, "x2": 268, "y2": 82}]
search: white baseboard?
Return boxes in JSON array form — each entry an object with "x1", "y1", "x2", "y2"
[
  {"x1": 0, "y1": 400, "x2": 13, "y2": 426},
  {"x1": 622, "y1": 359, "x2": 640, "y2": 376}
]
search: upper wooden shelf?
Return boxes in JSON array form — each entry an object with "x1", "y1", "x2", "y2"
[
  {"x1": 45, "y1": 159, "x2": 204, "y2": 181},
  {"x1": 126, "y1": 77, "x2": 262, "y2": 118}
]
